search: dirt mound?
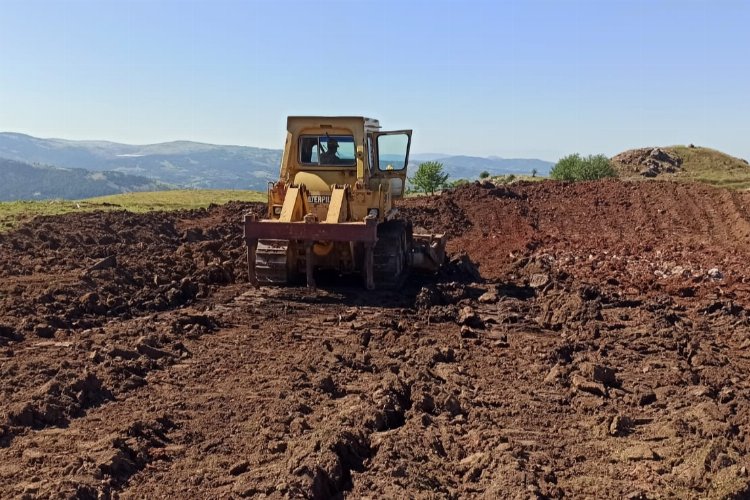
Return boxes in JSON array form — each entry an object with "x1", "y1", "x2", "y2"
[
  {"x1": 4, "y1": 182, "x2": 750, "y2": 498},
  {"x1": 400, "y1": 181, "x2": 519, "y2": 238},
  {"x1": 612, "y1": 147, "x2": 683, "y2": 177},
  {"x1": 400, "y1": 180, "x2": 750, "y2": 291}
]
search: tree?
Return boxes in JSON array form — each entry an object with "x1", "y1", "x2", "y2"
[
  {"x1": 479, "y1": 170, "x2": 490, "y2": 179},
  {"x1": 550, "y1": 154, "x2": 617, "y2": 181},
  {"x1": 410, "y1": 161, "x2": 449, "y2": 195},
  {"x1": 531, "y1": 168, "x2": 538, "y2": 178}
]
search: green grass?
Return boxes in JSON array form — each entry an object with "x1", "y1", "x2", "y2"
[
  {"x1": 87, "y1": 189, "x2": 265, "y2": 212},
  {"x1": 491, "y1": 174, "x2": 546, "y2": 184},
  {"x1": 0, "y1": 189, "x2": 265, "y2": 232},
  {"x1": 669, "y1": 145, "x2": 750, "y2": 189}
]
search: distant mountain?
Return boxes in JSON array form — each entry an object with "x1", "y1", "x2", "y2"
[
  {"x1": 421, "y1": 155, "x2": 553, "y2": 179},
  {"x1": 0, "y1": 133, "x2": 553, "y2": 194},
  {"x1": 0, "y1": 133, "x2": 281, "y2": 190},
  {"x1": 410, "y1": 153, "x2": 452, "y2": 162},
  {"x1": 0, "y1": 157, "x2": 169, "y2": 201},
  {"x1": 409, "y1": 153, "x2": 553, "y2": 178}
]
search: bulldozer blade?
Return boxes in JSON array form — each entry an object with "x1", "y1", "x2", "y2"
[
  {"x1": 244, "y1": 215, "x2": 378, "y2": 243},
  {"x1": 244, "y1": 213, "x2": 379, "y2": 287}
]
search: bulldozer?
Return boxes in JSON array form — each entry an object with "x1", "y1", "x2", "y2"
[{"x1": 243, "y1": 116, "x2": 446, "y2": 290}]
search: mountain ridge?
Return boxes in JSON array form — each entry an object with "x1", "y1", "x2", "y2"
[{"x1": 0, "y1": 132, "x2": 554, "y2": 196}]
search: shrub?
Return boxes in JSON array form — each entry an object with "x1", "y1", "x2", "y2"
[
  {"x1": 494, "y1": 174, "x2": 517, "y2": 185},
  {"x1": 447, "y1": 178, "x2": 470, "y2": 188},
  {"x1": 550, "y1": 154, "x2": 617, "y2": 181},
  {"x1": 479, "y1": 170, "x2": 490, "y2": 179}
]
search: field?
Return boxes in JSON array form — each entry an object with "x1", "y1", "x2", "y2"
[
  {"x1": 2, "y1": 179, "x2": 750, "y2": 498},
  {"x1": 0, "y1": 190, "x2": 265, "y2": 231}
]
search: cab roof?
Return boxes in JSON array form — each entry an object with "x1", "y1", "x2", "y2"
[{"x1": 287, "y1": 116, "x2": 381, "y2": 132}]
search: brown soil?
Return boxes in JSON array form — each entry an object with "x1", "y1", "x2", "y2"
[{"x1": 2, "y1": 180, "x2": 750, "y2": 498}]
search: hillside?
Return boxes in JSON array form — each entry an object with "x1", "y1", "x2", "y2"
[
  {"x1": 0, "y1": 158, "x2": 169, "y2": 201},
  {"x1": 611, "y1": 145, "x2": 750, "y2": 189},
  {"x1": 0, "y1": 133, "x2": 280, "y2": 190}
]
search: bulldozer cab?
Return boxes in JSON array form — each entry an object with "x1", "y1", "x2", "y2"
[{"x1": 282, "y1": 117, "x2": 411, "y2": 200}]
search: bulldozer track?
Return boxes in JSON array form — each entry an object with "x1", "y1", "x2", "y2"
[
  {"x1": 373, "y1": 220, "x2": 410, "y2": 289},
  {"x1": 255, "y1": 239, "x2": 293, "y2": 285},
  {"x1": 253, "y1": 220, "x2": 413, "y2": 289}
]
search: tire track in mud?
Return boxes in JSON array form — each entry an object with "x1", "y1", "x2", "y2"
[
  {"x1": 696, "y1": 188, "x2": 731, "y2": 249},
  {"x1": 722, "y1": 190, "x2": 750, "y2": 245}
]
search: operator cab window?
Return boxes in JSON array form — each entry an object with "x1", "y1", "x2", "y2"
[{"x1": 299, "y1": 135, "x2": 356, "y2": 166}]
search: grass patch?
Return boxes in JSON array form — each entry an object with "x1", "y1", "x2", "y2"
[
  {"x1": 0, "y1": 200, "x2": 95, "y2": 231},
  {"x1": 492, "y1": 174, "x2": 546, "y2": 183},
  {"x1": 86, "y1": 189, "x2": 265, "y2": 212},
  {"x1": 670, "y1": 146, "x2": 750, "y2": 187},
  {"x1": 0, "y1": 189, "x2": 264, "y2": 232}
]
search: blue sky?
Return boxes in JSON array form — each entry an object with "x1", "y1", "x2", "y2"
[{"x1": 1, "y1": 0, "x2": 748, "y2": 161}]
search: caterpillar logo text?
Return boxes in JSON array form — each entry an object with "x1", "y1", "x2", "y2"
[{"x1": 307, "y1": 195, "x2": 331, "y2": 204}]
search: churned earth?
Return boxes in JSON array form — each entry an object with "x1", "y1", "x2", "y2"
[{"x1": 2, "y1": 180, "x2": 750, "y2": 499}]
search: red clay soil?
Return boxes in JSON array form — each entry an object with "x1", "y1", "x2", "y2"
[{"x1": 2, "y1": 180, "x2": 750, "y2": 499}]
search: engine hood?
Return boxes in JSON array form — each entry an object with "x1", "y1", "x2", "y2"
[{"x1": 293, "y1": 171, "x2": 355, "y2": 193}]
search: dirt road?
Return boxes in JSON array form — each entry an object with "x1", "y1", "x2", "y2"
[{"x1": 2, "y1": 180, "x2": 750, "y2": 498}]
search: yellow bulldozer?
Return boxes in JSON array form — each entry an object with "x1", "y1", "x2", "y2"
[{"x1": 243, "y1": 116, "x2": 446, "y2": 289}]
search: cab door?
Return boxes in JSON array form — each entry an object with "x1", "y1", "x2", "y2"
[{"x1": 372, "y1": 130, "x2": 412, "y2": 198}]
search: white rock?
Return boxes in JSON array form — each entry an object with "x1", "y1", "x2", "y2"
[{"x1": 707, "y1": 268, "x2": 723, "y2": 280}]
